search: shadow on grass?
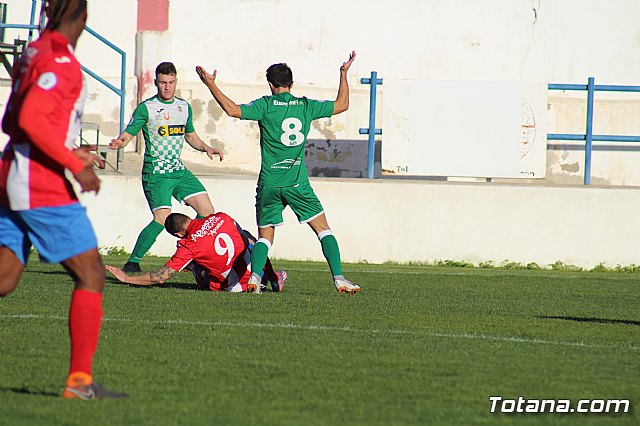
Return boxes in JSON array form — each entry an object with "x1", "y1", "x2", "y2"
[
  {"x1": 0, "y1": 386, "x2": 59, "y2": 397},
  {"x1": 540, "y1": 316, "x2": 640, "y2": 326},
  {"x1": 105, "y1": 277, "x2": 202, "y2": 291}
]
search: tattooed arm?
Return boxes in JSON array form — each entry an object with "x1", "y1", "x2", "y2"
[{"x1": 105, "y1": 265, "x2": 178, "y2": 286}]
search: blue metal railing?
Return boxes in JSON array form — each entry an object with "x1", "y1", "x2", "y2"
[
  {"x1": 0, "y1": 0, "x2": 126, "y2": 170},
  {"x1": 359, "y1": 71, "x2": 383, "y2": 179},
  {"x1": 83, "y1": 25, "x2": 126, "y2": 169},
  {"x1": 548, "y1": 78, "x2": 640, "y2": 185}
]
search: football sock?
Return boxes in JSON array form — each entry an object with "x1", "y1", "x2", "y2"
[
  {"x1": 318, "y1": 230, "x2": 343, "y2": 277},
  {"x1": 250, "y1": 239, "x2": 271, "y2": 281},
  {"x1": 128, "y1": 220, "x2": 164, "y2": 263},
  {"x1": 68, "y1": 289, "x2": 103, "y2": 377}
]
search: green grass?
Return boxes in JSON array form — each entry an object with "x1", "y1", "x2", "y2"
[{"x1": 1, "y1": 256, "x2": 638, "y2": 425}]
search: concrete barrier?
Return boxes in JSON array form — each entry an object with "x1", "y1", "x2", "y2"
[{"x1": 81, "y1": 175, "x2": 640, "y2": 269}]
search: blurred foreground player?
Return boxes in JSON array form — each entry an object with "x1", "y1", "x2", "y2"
[
  {"x1": 106, "y1": 212, "x2": 287, "y2": 292},
  {"x1": 0, "y1": 0, "x2": 127, "y2": 400}
]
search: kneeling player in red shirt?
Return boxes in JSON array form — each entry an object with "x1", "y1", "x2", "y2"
[{"x1": 106, "y1": 212, "x2": 286, "y2": 292}]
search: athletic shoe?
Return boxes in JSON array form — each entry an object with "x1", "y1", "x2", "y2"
[
  {"x1": 122, "y1": 261, "x2": 141, "y2": 273},
  {"x1": 63, "y1": 382, "x2": 128, "y2": 400},
  {"x1": 271, "y1": 270, "x2": 287, "y2": 292},
  {"x1": 334, "y1": 278, "x2": 361, "y2": 295},
  {"x1": 247, "y1": 275, "x2": 261, "y2": 294}
]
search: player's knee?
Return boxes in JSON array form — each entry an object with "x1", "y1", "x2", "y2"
[{"x1": 73, "y1": 262, "x2": 106, "y2": 293}]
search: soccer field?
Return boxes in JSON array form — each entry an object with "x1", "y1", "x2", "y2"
[{"x1": 1, "y1": 256, "x2": 638, "y2": 425}]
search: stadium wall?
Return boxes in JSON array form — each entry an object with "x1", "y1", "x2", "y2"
[
  {"x1": 2, "y1": 0, "x2": 640, "y2": 185},
  {"x1": 81, "y1": 175, "x2": 640, "y2": 269}
]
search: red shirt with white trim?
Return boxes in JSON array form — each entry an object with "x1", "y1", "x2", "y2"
[
  {"x1": 0, "y1": 30, "x2": 87, "y2": 210},
  {"x1": 166, "y1": 212, "x2": 251, "y2": 292}
]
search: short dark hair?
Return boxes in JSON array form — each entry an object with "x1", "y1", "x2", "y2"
[
  {"x1": 266, "y1": 63, "x2": 293, "y2": 88},
  {"x1": 156, "y1": 62, "x2": 177, "y2": 78},
  {"x1": 165, "y1": 213, "x2": 190, "y2": 237}
]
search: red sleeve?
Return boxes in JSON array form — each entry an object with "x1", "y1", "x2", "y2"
[
  {"x1": 166, "y1": 241, "x2": 194, "y2": 272},
  {"x1": 17, "y1": 61, "x2": 85, "y2": 174}
]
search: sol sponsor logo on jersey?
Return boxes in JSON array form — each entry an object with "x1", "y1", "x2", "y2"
[
  {"x1": 54, "y1": 56, "x2": 72, "y2": 64},
  {"x1": 158, "y1": 125, "x2": 186, "y2": 137}
]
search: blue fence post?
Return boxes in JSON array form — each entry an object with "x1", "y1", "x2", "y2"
[
  {"x1": 359, "y1": 71, "x2": 383, "y2": 179},
  {"x1": 584, "y1": 77, "x2": 595, "y2": 185}
]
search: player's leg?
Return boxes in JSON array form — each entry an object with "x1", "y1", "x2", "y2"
[
  {"x1": 124, "y1": 173, "x2": 174, "y2": 272},
  {"x1": 19, "y1": 204, "x2": 127, "y2": 399},
  {"x1": 0, "y1": 207, "x2": 29, "y2": 297},
  {"x1": 248, "y1": 186, "x2": 285, "y2": 293},
  {"x1": 307, "y1": 214, "x2": 360, "y2": 295},
  {"x1": 177, "y1": 170, "x2": 214, "y2": 218},
  {"x1": 124, "y1": 208, "x2": 169, "y2": 272},
  {"x1": 286, "y1": 183, "x2": 360, "y2": 294},
  {"x1": 0, "y1": 247, "x2": 25, "y2": 297},
  {"x1": 61, "y1": 249, "x2": 127, "y2": 400}
]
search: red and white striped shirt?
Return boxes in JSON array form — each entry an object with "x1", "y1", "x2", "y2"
[{"x1": 1, "y1": 30, "x2": 87, "y2": 210}]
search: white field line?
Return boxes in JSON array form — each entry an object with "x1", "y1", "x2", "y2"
[{"x1": 1, "y1": 314, "x2": 638, "y2": 351}]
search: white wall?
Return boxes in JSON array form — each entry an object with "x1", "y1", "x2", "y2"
[{"x1": 81, "y1": 175, "x2": 640, "y2": 269}]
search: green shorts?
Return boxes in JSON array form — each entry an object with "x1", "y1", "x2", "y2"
[
  {"x1": 142, "y1": 169, "x2": 207, "y2": 212},
  {"x1": 255, "y1": 182, "x2": 324, "y2": 228}
]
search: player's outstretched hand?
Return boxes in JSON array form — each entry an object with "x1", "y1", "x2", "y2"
[
  {"x1": 106, "y1": 265, "x2": 128, "y2": 283},
  {"x1": 196, "y1": 66, "x2": 217, "y2": 87},
  {"x1": 74, "y1": 168, "x2": 101, "y2": 194},
  {"x1": 74, "y1": 145, "x2": 106, "y2": 169},
  {"x1": 340, "y1": 50, "x2": 356, "y2": 74},
  {"x1": 206, "y1": 145, "x2": 224, "y2": 161},
  {"x1": 109, "y1": 137, "x2": 127, "y2": 150}
]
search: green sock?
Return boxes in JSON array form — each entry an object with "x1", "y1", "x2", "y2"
[
  {"x1": 250, "y1": 240, "x2": 270, "y2": 280},
  {"x1": 128, "y1": 220, "x2": 164, "y2": 263},
  {"x1": 320, "y1": 232, "x2": 343, "y2": 277}
]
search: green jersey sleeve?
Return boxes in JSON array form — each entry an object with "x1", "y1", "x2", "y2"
[
  {"x1": 306, "y1": 98, "x2": 334, "y2": 120},
  {"x1": 124, "y1": 103, "x2": 149, "y2": 136},
  {"x1": 240, "y1": 97, "x2": 268, "y2": 121},
  {"x1": 185, "y1": 102, "x2": 195, "y2": 133}
]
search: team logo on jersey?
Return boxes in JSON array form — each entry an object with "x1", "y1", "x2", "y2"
[
  {"x1": 54, "y1": 56, "x2": 71, "y2": 64},
  {"x1": 177, "y1": 105, "x2": 183, "y2": 112},
  {"x1": 270, "y1": 158, "x2": 301, "y2": 170},
  {"x1": 158, "y1": 125, "x2": 186, "y2": 137},
  {"x1": 37, "y1": 72, "x2": 57, "y2": 90}
]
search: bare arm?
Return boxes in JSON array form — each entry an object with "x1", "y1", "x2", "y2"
[
  {"x1": 195, "y1": 66, "x2": 242, "y2": 118},
  {"x1": 109, "y1": 131, "x2": 136, "y2": 150},
  {"x1": 333, "y1": 50, "x2": 356, "y2": 115},
  {"x1": 106, "y1": 264, "x2": 177, "y2": 286},
  {"x1": 184, "y1": 132, "x2": 224, "y2": 161}
]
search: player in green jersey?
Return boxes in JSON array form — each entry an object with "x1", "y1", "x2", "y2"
[
  {"x1": 196, "y1": 51, "x2": 360, "y2": 294},
  {"x1": 110, "y1": 62, "x2": 223, "y2": 272}
]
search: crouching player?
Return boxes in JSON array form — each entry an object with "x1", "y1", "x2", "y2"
[{"x1": 106, "y1": 212, "x2": 287, "y2": 292}]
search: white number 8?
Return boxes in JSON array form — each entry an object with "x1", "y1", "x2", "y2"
[
  {"x1": 215, "y1": 233, "x2": 235, "y2": 266},
  {"x1": 280, "y1": 117, "x2": 304, "y2": 146}
]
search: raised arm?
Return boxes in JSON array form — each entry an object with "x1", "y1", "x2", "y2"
[
  {"x1": 106, "y1": 264, "x2": 177, "y2": 286},
  {"x1": 333, "y1": 50, "x2": 356, "y2": 115},
  {"x1": 195, "y1": 66, "x2": 242, "y2": 118},
  {"x1": 184, "y1": 131, "x2": 224, "y2": 161}
]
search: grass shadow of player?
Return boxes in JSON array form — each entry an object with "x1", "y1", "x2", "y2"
[
  {"x1": 105, "y1": 276, "x2": 203, "y2": 291},
  {"x1": 0, "y1": 386, "x2": 59, "y2": 398},
  {"x1": 540, "y1": 315, "x2": 640, "y2": 327}
]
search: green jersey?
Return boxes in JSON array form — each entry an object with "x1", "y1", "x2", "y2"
[
  {"x1": 125, "y1": 95, "x2": 195, "y2": 175},
  {"x1": 240, "y1": 92, "x2": 334, "y2": 187}
]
